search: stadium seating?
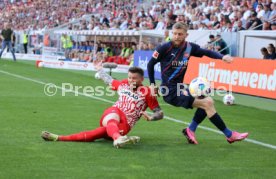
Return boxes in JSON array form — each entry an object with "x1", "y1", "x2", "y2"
[
  {"x1": 1, "y1": 0, "x2": 275, "y2": 64},
  {"x1": 1, "y1": 0, "x2": 275, "y2": 31}
]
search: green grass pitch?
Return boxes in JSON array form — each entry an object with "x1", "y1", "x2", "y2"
[{"x1": 0, "y1": 60, "x2": 276, "y2": 178}]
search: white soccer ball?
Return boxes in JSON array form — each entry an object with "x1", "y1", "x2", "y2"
[
  {"x1": 223, "y1": 94, "x2": 235, "y2": 105},
  {"x1": 189, "y1": 77, "x2": 211, "y2": 97},
  {"x1": 38, "y1": 62, "x2": 44, "y2": 68},
  {"x1": 94, "y1": 72, "x2": 100, "y2": 80}
]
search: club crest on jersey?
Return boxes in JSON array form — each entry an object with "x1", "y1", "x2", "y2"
[
  {"x1": 184, "y1": 52, "x2": 189, "y2": 58},
  {"x1": 152, "y1": 51, "x2": 159, "y2": 59}
]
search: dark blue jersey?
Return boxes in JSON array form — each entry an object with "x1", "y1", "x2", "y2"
[{"x1": 147, "y1": 41, "x2": 224, "y2": 86}]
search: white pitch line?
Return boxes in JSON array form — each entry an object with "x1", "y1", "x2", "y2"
[
  {"x1": 1, "y1": 69, "x2": 275, "y2": 150},
  {"x1": 159, "y1": 103, "x2": 170, "y2": 106}
]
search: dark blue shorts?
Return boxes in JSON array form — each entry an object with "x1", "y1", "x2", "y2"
[{"x1": 160, "y1": 85, "x2": 195, "y2": 109}]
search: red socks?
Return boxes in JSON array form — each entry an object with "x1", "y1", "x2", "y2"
[
  {"x1": 57, "y1": 119, "x2": 122, "y2": 142},
  {"x1": 58, "y1": 127, "x2": 107, "y2": 142},
  {"x1": 106, "y1": 120, "x2": 121, "y2": 140}
]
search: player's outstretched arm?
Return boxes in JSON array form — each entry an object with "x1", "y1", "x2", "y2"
[
  {"x1": 194, "y1": 44, "x2": 234, "y2": 63},
  {"x1": 93, "y1": 59, "x2": 113, "y2": 85},
  {"x1": 147, "y1": 57, "x2": 159, "y2": 85},
  {"x1": 147, "y1": 57, "x2": 160, "y2": 96},
  {"x1": 96, "y1": 69, "x2": 113, "y2": 85},
  {"x1": 141, "y1": 106, "x2": 163, "y2": 121}
]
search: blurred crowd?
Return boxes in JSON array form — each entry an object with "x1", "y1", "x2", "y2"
[
  {"x1": 1, "y1": 0, "x2": 275, "y2": 63},
  {"x1": 0, "y1": 0, "x2": 275, "y2": 31},
  {"x1": 62, "y1": 38, "x2": 155, "y2": 64},
  {"x1": 205, "y1": 34, "x2": 230, "y2": 54},
  {"x1": 0, "y1": 0, "x2": 110, "y2": 30}
]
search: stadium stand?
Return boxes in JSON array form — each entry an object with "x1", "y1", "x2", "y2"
[
  {"x1": 1, "y1": 0, "x2": 275, "y2": 31},
  {"x1": 0, "y1": 0, "x2": 275, "y2": 63}
]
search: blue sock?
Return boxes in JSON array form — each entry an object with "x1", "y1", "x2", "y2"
[
  {"x1": 223, "y1": 128, "x2": 232, "y2": 138},
  {"x1": 189, "y1": 120, "x2": 198, "y2": 132},
  {"x1": 189, "y1": 108, "x2": 207, "y2": 132}
]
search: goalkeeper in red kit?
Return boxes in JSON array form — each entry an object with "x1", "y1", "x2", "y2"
[{"x1": 41, "y1": 60, "x2": 163, "y2": 148}]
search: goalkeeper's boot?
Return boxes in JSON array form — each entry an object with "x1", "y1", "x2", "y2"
[
  {"x1": 128, "y1": 136, "x2": 140, "y2": 144},
  {"x1": 182, "y1": 128, "x2": 198, "y2": 144},
  {"x1": 227, "y1": 131, "x2": 248, "y2": 144},
  {"x1": 41, "y1": 131, "x2": 58, "y2": 141},
  {"x1": 113, "y1": 135, "x2": 131, "y2": 148}
]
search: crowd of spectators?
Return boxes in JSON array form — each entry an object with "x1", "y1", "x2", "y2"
[
  {"x1": 1, "y1": 0, "x2": 275, "y2": 64},
  {"x1": 205, "y1": 34, "x2": 230, "y2": 54},
  {"x1": 63, "y1": 39, "x2": 156, "y2": 64},
  {"x1": 0, "y1": 0, "x2": 275, "y2": 32},
  {"x1": 0, "y1": 0, "x2": 112, "y2": 30},
  {"x1": 64, "y1": 0, "x2": 276, "y2": 32}
]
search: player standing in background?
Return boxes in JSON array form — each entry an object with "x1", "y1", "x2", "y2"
[
  {"x1": 0, "y1": 22, "x2": 16, "y2": 61},
  {"x1": 42, "y1": 62, "x2": 163, "y2": 148},
  {"x1": 147, "y1": 22, "x2": 248, "y2": 145}
]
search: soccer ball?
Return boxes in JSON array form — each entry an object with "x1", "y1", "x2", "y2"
[
  {"x1": 38, "y1": 62, "x2": 44, "y2": 68},
  {"x1": 94, "y1": 72, "x2": 101, "y2": 80},
  {"x1": 223, "y1": 94, "x2": 235, "y2": 105},
  {"x1": 189, "y1": 77, "x2": 211, "y2": 97}
]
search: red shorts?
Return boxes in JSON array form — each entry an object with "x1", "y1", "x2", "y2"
[{"x1": 99, "y1": 107, "x2": 130, "y2": 135}]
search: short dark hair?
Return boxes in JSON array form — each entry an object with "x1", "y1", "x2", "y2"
[
  {"x1": 209, "y1": 35, "x2": 215, "y2": 39},
  {"x1": 268, "y1": 43, "x2": 275, "y2": 48},
  {"x1": 128, "y1": 67, "x2": 144, "y2": 77},
  {"x1": 261, "y1": 47, "x2": 268, "y2": 52},
  {"x1": 251, "y1": 11, "x2": 257, "y2": 17}
]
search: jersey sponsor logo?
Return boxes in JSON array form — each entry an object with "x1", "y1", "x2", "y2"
[
  {"x1": 153, "y1": 50, "x2": 159, "y2": 59},
  {"x1": 120, "y1": 89, "x2": 139, "y2": 100},
  {"x1": 171, "y1": 59, "x2": 188, "y2": 68},
  {"x1": 115, "y1": 84, "x2": 149, "y2": 127}
]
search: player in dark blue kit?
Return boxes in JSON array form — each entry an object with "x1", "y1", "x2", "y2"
[{"x1": 147, "y1": 22, "x2": 248, "y2": 144}]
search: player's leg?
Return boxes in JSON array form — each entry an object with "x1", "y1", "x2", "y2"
[
  {"x1": 193, "y1": 97, "x2": 248, "y2": 143},
  {"x1": 162, "y1": 87, "x2": 201, "y2": 144},
  {"x1": 105, "y1": 119, "x2": 121, "y2": 140},
  {"x1": 105, "y1": 118, "x2": 139, "y2": 144},
  {"x1": 117, "y1": 113, "x2": 140, "y2": 144},
  {"x1": 41, "y1": 127, "x2": 107, "y2": 142},
  {"x1": 100, "y1": 107, "x2": 140, "y2": 148},
  {"x1": 0, "y1": 41, "x2": 7, "y2": 58},
  {"x1": 183, "y1": 89, "x2": 207, "y2": 133},
  {"x1": 105, "y1": 119, "x2": 132, "y2": 148},
  {"x1": 193, "y1": 97, "x2": 232, "y2": 138},
  {"x1": 100, "y1": 108, "x2": 123, "y2": 141},
  {"x1": 182, "y1": 108, "x2": 207, "y2": 144},
  {"x1": 104, "y1": 116, "x2": 134, "y2": 148},
  {"x1": 189, "y1": 108, "x2": 206, "y2": 132},
  {"x1": 7, "y1": 41, "x2": 16, "y2": 61}
]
